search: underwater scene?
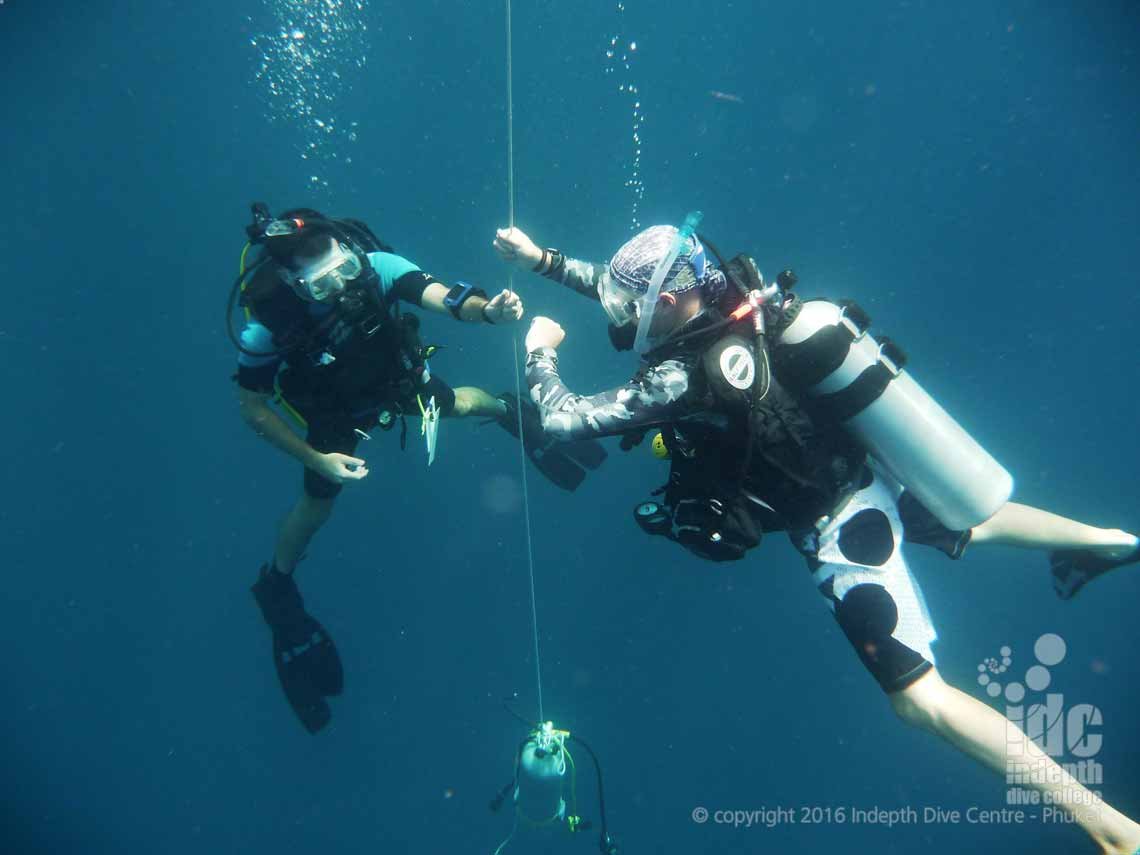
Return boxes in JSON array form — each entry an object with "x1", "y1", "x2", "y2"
[{"x1": 1, "y1": 1, "x2": 1138, "y2": 853}]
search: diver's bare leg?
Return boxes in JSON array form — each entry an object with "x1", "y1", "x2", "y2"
[
  {"x1": 274, "y1": 492, "x2": 335, "y2": 574},
  {"x1": 451, "y1": 386, "x2": 509, "y2": 419},
  {"x1": 972, "y1": 502, "x2": 1138, "y2": 557},
  {"x1": 891, "y1": 669, "x2": 1140, "y2": 854}
]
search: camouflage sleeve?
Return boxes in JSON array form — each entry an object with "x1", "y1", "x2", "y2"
[
  {"x1": 524, "y1": 346, "x2": 696, "y2": 440},
  {"x1": 539, "y1": 252, "x2": 605, "y2": 301}
]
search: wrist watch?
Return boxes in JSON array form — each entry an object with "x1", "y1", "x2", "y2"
[{"x1": 443, "y1": 280, "x2": 488, "y2": 320}]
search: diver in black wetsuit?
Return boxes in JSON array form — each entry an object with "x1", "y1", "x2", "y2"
[
  {"x1": 228, "y1": 204, "x2": 605, "y2": 733},
  {"x1": 492, "y1": 221, "x2": 1140, "y2": 854}
]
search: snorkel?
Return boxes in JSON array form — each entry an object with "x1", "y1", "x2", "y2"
[{"x1": 631, "y1": 210, "x2": 703, "y2": 354}]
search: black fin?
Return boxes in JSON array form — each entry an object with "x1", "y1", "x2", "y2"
[
  {"x1": 1050, "y1": 541, "x2": 1140, "y2": 600},
  {"x1": 495, "y1": 393, "x2": 605, "y2": 491},
  {"x1": 529, "y1": 445, "x2": 589, "y2": 491},
  {"x1": 560, "y1": 437, "x2": 608, "y2": 471},
  {"x1": 252, "y1": 566, "x2": 344, "y2": 733}
]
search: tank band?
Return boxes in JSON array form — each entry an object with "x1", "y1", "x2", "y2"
[
  {"x1": 777, "y1": 323, "x2": 856, "y2": 389},
  {"x1": 811, "y1": 360, "x2": 898, "y2": 423},
  {"x1": 777, "y1": 300, "x2": 873, "y2": 390}
]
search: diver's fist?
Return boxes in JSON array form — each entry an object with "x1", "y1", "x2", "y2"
[
  {"x1": 526, "y1": 316, "x2": 566, "y2": 352},
  {"x1": 494, "y1": 227, "x2": 543, "y2": 269},
  {"x1": 484, "y1": 289, "x2": 525, "y2": 324}
]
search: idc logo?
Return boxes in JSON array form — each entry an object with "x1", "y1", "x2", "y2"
[{"x1": 976, "y1": 633, "x2": 1104, "y2": 801}]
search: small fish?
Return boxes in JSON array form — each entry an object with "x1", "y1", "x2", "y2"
[{"x1": 709, "y1": 90, "x2": 744, "y2": 104}]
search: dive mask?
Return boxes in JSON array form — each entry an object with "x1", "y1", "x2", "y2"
[
  {"x1": 282, "y1": 240, "x2": 363, "y2": 301},
  {"x1": 598, "y1": 271, "x2": 642, "y2": 329}
]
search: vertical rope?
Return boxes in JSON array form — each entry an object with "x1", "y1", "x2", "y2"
[
  {"x1": 506, "y1": 0, "x2": 516, "y2": 231},
  {"x1": 506, "y1": 0, "x2": 544, "y2": 724}
]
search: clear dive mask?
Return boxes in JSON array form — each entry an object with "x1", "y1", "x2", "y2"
[
  {"x1": 598, "y1": 272, "x2": 642, "y2": 329},
  {"x1": 281, "y1": 240, "x2": 363, "y2": 302}
]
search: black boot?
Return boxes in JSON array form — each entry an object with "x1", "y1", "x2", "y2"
[{"x1": 251, "y1": 565, "x2": 344, "y2": 733}]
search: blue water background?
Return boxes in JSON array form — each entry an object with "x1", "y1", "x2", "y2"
[{"x1": 1, "y1": 1, "x2": 1137, "y2": 853}]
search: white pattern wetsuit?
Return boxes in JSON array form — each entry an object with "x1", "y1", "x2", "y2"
[{"x1": 527, "y1": 252, "x2": 971, "y2": 694}]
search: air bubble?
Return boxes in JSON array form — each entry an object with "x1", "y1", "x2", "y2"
[
  {"x1": 253, "y1": 0, "x2": 370, "y2": 186},
  {"x1": 604, "y1": 2, "x2": 644, "y2": 231}
]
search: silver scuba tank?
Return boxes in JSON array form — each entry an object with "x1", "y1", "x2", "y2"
[
  {"x1": 514, "y1": 725, "x2": 568, "y2": 826},
  {"x1": 777, "y1": 299, "x2": 1013, "y2": 531}
]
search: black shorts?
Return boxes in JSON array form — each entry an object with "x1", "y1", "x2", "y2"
[
  {"x1": 898, "y1": 490, "x2": 972, "y2": 559},
  {"x1": 293, "y1": 375, "x2": 456, "y2": 500}
]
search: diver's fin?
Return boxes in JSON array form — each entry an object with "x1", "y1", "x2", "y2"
[
  {"x1": 495, "y1": 393, "x2": 606, "y2": 492},
  {"x1": 494, "y1": 393, "x2": 543, "y2": 446},
  {"x1": 1050, "y1": 540, "x2": 1140, "y2": 600},
  {"x1": 560, "y1": 437, "x2": 608, "y2": 471},
  {"x1": 252, "y1": 565, "x2": 344, "y2": 733},
  {"x1": 529, "y1": 445, "x2": 590, "y2": 491}
]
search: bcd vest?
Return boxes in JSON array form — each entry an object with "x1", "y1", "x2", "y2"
[
  {"x1": 660, "y1": 330, "x2": 866, "y2": 539},
  {"x1": 240, "y1": 248, "x2": 429, "y2": 417}
]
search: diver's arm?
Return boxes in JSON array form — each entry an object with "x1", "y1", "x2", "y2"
[
  {"x1": 419, "y1": 282, "x2": 524, "y2": 324},
  {"x1": 494, "y1": 227, "x2": 603, "y2": 301},
  {"x1": 524, "y1": 346, "x2": 693, "y2": 440},
  {"x1": 538, "y1": 253, "x2": 605, "y2": 302},
  {"x1": 382, "y1": 263, "x2": 521, "y2": 324},
  {"x1": 370, "y1": 254, "x2": 509, "y2": 322},
  {"x1": 237, "y1": 387, "x2": 322, "y2": 467}
]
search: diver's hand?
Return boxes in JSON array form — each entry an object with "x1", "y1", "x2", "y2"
[
  {"x1": 494, "y1": 227, "x2": 543, "y2": 269},
  {"x1": 311, "y1": 452, "x2": 369, "y2": 484},
  {"x1": 526, "y1": 316, "x2": 565, "y2": 352},
  {"x1": 483, "y1": 289, "x2": 525, "y2": 324}
]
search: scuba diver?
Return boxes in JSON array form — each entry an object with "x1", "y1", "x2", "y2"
[
  {"x1": 491, "y1": 221, "x2": 1140, "y2": 854},
  {"x1": 229, "y1": 204, "x2": 604, "y2": 733}
]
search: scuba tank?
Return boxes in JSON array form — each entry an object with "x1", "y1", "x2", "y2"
[
  {"x1": 672, "y1": 238, "x2": 1011, "y2": 533},
  {"x1": 774, "y1": 299, "x2": 1013, "y2": 531},
  {"x1": 490, "y1": 714, "x2": 618, "y2": 855},
  {"x1": 515, "y1": 724, "x2": 570, "y2": 826}
]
